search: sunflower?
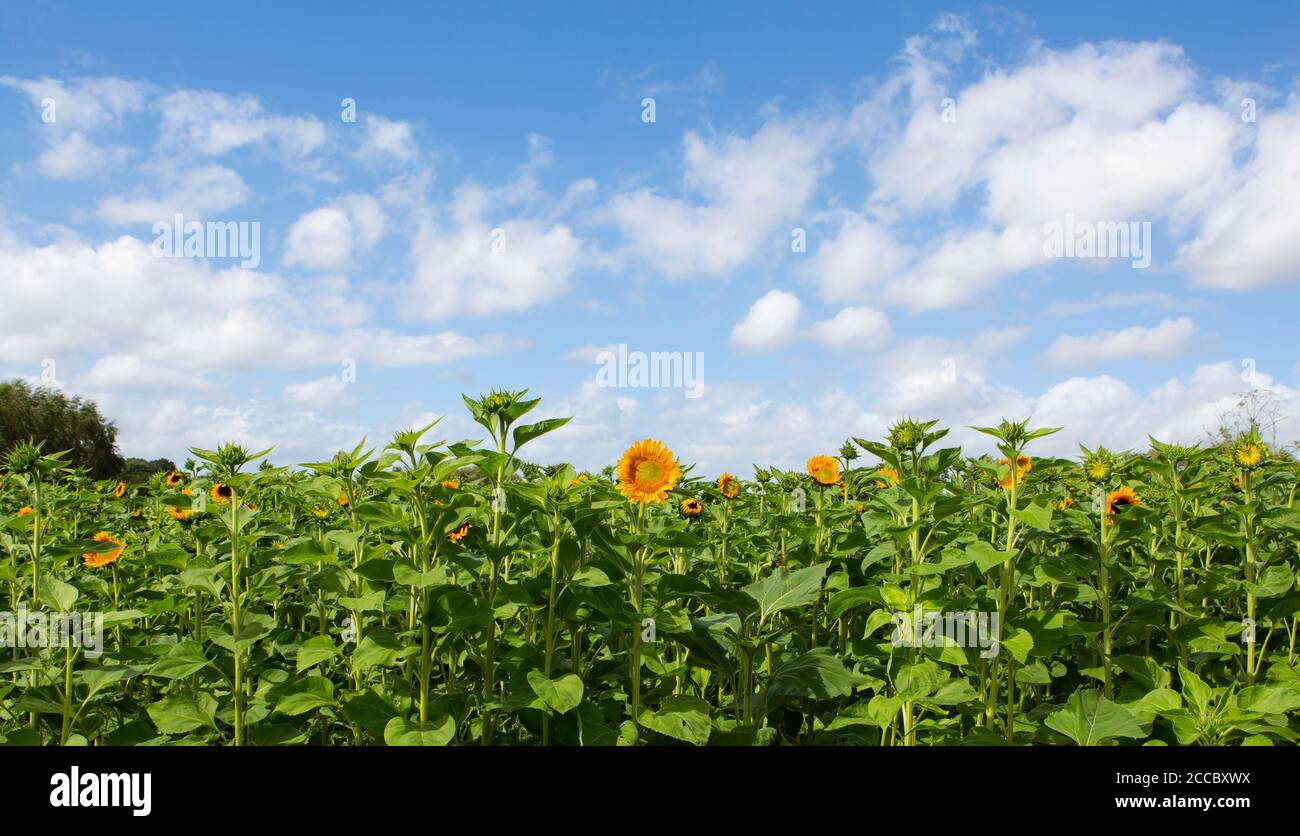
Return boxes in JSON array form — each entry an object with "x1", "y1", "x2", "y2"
[
  {"x1": 1081, "y1": 448, "x2": 1116, "y2": 484},
  {"x1": 717, "y1": 473, "x2": 741, "y2": 499},
  {"x1": 441, "y1": 479, "x2": 461, "y2": 490},
  {"x1": 168, "y1": 506, "x2": 194, "y2": 522},
  {"x1": 997, "y1": 455, "x2": 1032, "y2": 489},
  {"x1": 1230, "y1": 438, "x2": 1267, "y2": 471},
  {"x1": 113, "y1": 481, "x2": 127, "y2": 498},
  {"x1": 17, "y1": 506, "x2": 34, "y2": 517},
  {"x1": 182, "y1": 487, "x2": 192, "y2": 496},
  {"x1": 310, "y1": 504, "x2": 330, "y2": 519},
  {"x1": 210, "y1": 483, "x2": 233, "y2": 505},
  {"x1": 615, "y1": 439, "x2": 681, "y2": 504},
  {"x1": 807, "y1": 455, "x2": 841, "y2": 486},
  {"x1": 875, "y1": 467, "x2": 900, "y2": 488},
  {"x1": 1105, "y1": 486, "x2": 1140, "y2": 519},
  {"x1": 165, "y1": 471, "x2": 185, "y2": 488},
  {"x1": 1055, "y1": 495, "x2": 1075, "y2": 510},
  {"x1": 338, "y1": 491, "x2": 350, "y2": 507},
  {"x1": 680, "y1": 497, "x2": 703, "y2": 518},
  {"x1": 569, "y1": 474, "x2": 589, "y2": 488},
  {"x1": 448, "y1": 521, "x2": 472, "y2": 543},
  {"x1": 83, "y1": 531, "x2": 125, "y2": 568}
]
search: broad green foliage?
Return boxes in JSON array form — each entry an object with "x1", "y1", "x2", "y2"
[{"x1": 1, "y1": 404, "x2": 1298, "y2": 746}]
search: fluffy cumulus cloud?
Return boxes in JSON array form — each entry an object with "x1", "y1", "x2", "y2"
[
  {"x1": 730, "y1": 290, "x2": 802, "y2": 351},
  {"x1": 603, "y1": 118, "x2": 831, "y2": 277},
  {"x1": 283, "y1": 193, "x2": 388, "y2": 271}
]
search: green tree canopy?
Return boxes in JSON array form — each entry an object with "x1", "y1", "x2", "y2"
[{"x1": 0, "y1": 380, "x2": 124, "y2": 479}]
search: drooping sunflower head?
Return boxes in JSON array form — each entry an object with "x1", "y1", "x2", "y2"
[
  {"x1": 441, "y1": 479, "x2": 461, "y2": 491},
  {"x1": 1081, "y1": 447, "x2": 1117, "y2": 484},
  {"x1": 113, "y1": 481, "x2": 127, "y2": 498},
  {"x1": 717, "y1": 473, "x2": 741, "y2": 499},
  {"x1": 807, "y1": 455, "x2": 841, "y2": 486},
  {"x1": 83, "y1": 531, "x2": 125, "y2": 568},
  {"x1": 1229, "y1": 436, "x2": 1268, "y2": 472},
  {"x1": 997, "y1": 455, "x2": 1032, "y2": 489},
  {"x1": 210, "y1": 483, "x2": 233, "y2": 505},
  {"x1": 168, "y1": 506, "x2": 194, "y2": 522},
  {"x1": 875, "y1": 467, "x2": 900, "y2": 489},
  {"x1": 616, "y1": 439, "x2": 682, "y2": 504},
  {"x1": 680, "y1": 497, "x2": 703, "y2": 518},
  {"x1": 448, "y1": 521, "x2": 472, "y2": 543},
  {"x1": 165, "y1": 471, "x2": 185, "y2": 488},
  {"x1": 1105, "y1": 486, "x2": 1140, "y2": 519}
]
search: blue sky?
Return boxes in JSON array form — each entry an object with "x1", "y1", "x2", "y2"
[{"x1": 1, "y1": 1, "x2": 1298, "y2": 474}]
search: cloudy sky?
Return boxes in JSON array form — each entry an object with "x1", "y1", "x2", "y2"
[{"x1": 2, "y1": 1, "x2": 1298, "y2": 475}]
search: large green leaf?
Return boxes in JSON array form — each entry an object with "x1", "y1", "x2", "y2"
[
  {"x1": 742, "y1": 562, "x2": 829, "y2": 627},
  {"x1": 1045, "y1": 690, "x2": 1145, "y2": 746}
]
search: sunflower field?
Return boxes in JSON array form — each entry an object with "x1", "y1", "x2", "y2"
[{"x1": 2, "y1": 390, "x2": 1299, "y2": 746}]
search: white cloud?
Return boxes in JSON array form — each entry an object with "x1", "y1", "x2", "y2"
[
  {"x1": 155, "y1": 89, "x2": 326, "y2": 157},
  {"x1": 730, "y1": 290, "x2": 802, "y2": 352},
  {"x1": 1175, "y1": 95, "x2": 1300, "y2": 289},
  {"x1": 97, "y1": 164, "x2": 251, "y2": 224},
  {"x1": 357, "y1": 115, "x2": 418, "y2": 163},
  {"x1": 1046, "y1": 316, "x2": 1197, "y2": 366},
  {"x1": 283, "y1": 193, "x2": 388, "y2": 271},
  {"x1": 282, "y1": 375, "x2": 349, "y2": 409},
  {"x1": 603, "y1": 118, "x2": 830, "y2": 277},
  {"x1": 0, "y1": 75, "x2": 148, "y2": 179},
  {"x1": 811, "y1": 305, "x2": 892, "y2": 351}
]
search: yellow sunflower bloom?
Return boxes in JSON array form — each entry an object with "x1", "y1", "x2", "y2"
[
  {"x1": 448, "y1": 521, "x2": 472, "y2": 543},
  {"x1": 113, "y1": 481, "x2": 127, "y2": 498},
  {"x1": 83, "y1": 531, "x2": 125, "y2": 568},
  {"x1": 211, "y1": 483, "x2": 233, "y2": 505},
  {"x1": 680, "y1": 497, "x2": 703, "y2": 518},
  {"x1": 807, "y1": 455, "x2": 841, "y2": 486},
  {"x1": 616, "y1": 439, "x2": 681, "y2": 504},
  {"x1": 717, "y1": 473, "x2": 740, "y2": 499},
  {"x1": 1105, "y1": 486, "x2": 1140, "y2": 522}
]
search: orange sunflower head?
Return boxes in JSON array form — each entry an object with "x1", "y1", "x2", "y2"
[
  {"x1": 165, "y1": 471, "x2": 185, "y2": 488},
  {"x1": 680, "y1": 497, "x2": 703, "y2": 518},
  {"x1": 83, "y1": 531, "x2": 125, "y2": 568},
  {"x1": 113, "y1": 481, "x2": 127, "y2": 498},
  {"x1": 1105, "y1": 486, "x2": 1140, "y2": 521},
  {"x1": 338, "y1": 491, "x2": 350, "y2": 507},
  {"x1": 210, "y1": 483, "x2": 233, "y2": 505},
  {"x1": 717, "y1": 473, "x2": 741, "y2": 499},
  {"x1": 168, "y1": 506, "x2": 194, "y2": 522},
  {"x1": 441, "y1": 479, "x2": 460, "y2": 491},
  {"x1": 875, "y1": 467, "x2": 900, "y2": 488},
  {"x1": 17, "y1": 506, "x2": 34, "y2": 517},
  {"x1": 616, "y1": 439, "x2": 682, "y2": 504},
  {"x1": 997, "y1": 455, "x2": 1032, "y2": 489},
  {"x1": 807, "y1": 455, "x2": 841, "y2": 486},
  {"x1": 448, "y1": 521, "x2": 472, "y2": 543}
]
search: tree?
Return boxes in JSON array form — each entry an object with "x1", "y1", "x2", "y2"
[{"x1": 0, "y1": 380, "x2": 125, "y2": 479}]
